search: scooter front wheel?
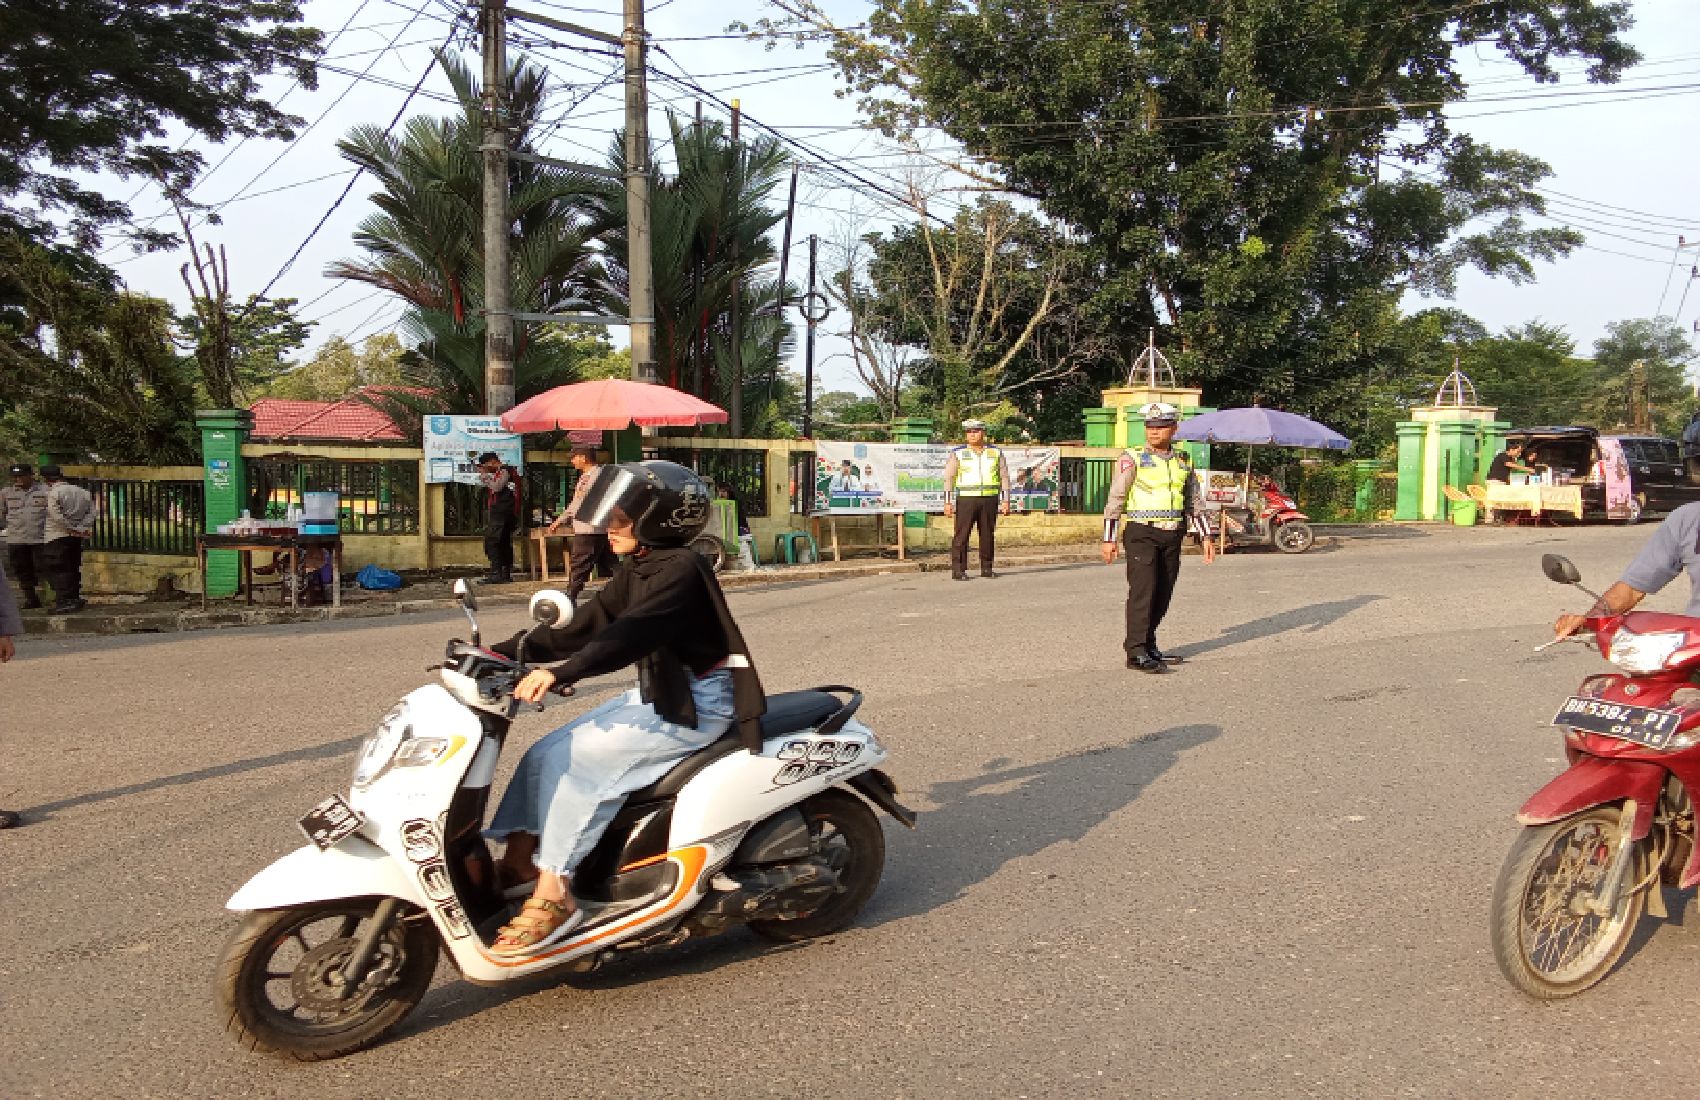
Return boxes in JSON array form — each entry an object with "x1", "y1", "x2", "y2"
[
  {"x1": 1273, "y1": 521, "x2": 1314, "y2": 554},
  {"x1": 1490, "y1": 807, "x2": 1646, "y2": 999},
  {"x1": 216, "y1": 899, "x2": 440, "y2": 1060}
]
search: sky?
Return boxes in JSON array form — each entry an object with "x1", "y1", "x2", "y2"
[{"x1": 88, "y1": 0, "x2": 1700, "y2": 399}]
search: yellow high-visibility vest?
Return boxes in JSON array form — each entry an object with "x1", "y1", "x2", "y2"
[
  {"x1": 953, "y1": 445, "x2": 1003, "y2": 496},
  {"x1": 1123, "y1": 449, "x2": 1191, "y2": 523}
]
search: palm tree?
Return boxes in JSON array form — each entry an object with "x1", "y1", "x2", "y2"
[
  {"x1": 326, "y1": 50, "x2": 601, "y2": 391},
  {"x1": 587, "y1": 115, "x2": 794, "y2": 434}
]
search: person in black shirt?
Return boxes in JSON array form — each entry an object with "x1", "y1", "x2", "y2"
[
  {"x1": 1486, "y1": 441, "x2": 1533, "y2": 483},
  {"x1": 483, "y1": 461, "x2": 766, "y2": 955},
  {"x1": 477, "y1": 451, "x2": 522, "y2": 583}
]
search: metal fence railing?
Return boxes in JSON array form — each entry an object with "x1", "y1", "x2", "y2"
[
  {"x1": 76, "y1": 478, "x2": 204, "y2": 555},
  {"x1": 246, "y1": 458, "x2": 420, "y2": 535},
  {"x1": 649, "y1": 447, "x2": 770, "y2": 518},
  {"x1": 788, "y1": 451, "x2": 814, "y2": 515}
]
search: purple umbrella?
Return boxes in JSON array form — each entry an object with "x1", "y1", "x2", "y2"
[{"x1": 1173, "y1": 407, "x2": 1351, "y2": 449}]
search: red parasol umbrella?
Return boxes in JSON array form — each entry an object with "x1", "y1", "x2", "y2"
[{"x1": 499, "y1": 378, "x2": 729, "y2": 432}]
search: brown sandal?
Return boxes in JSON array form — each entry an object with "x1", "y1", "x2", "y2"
[{"x1": 491, "y1": 898, "x2": 584, "y2": 956}]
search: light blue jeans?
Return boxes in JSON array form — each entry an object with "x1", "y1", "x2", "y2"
[{"x1": 486, "y1": 669, "x2": 735, "y2": 875}]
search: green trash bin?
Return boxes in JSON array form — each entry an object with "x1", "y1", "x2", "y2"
[{"x1": 1450, "y1": 500, "x2": 1478, "y2": 527}]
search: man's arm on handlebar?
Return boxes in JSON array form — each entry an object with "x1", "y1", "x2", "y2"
[{"x1": 1554, "y1": 581, "x2": 1646, "y2": 638}]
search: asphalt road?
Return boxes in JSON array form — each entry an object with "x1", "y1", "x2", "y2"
[{"x1": 6, "y1": 523, "x2": 1700, "y2": 1098}]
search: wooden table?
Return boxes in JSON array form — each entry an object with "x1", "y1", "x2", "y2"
[
  {"x1": 197, "y1": 533, "x2": 343, "y2": 610},
  {"x1": 1482, "y1": 483, "x2": 1584, "y2": 519},
  {"x1": 810, "y1": 512, "x2": 908, "y2": 563},
  {"x1": 527, "y1": 530, "x2": 573, "y2": 582}
]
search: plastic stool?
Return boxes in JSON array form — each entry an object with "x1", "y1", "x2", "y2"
[{"x1": 774, "y1": 531, "x2": 818, "y2": 564}]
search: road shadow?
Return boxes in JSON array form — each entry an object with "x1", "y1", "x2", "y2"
[
  {"x1": 1178, "y1": 594, "x2": 1385, "y2": 659},
  {"x1": 527, "y1": 724, "x2": 1222, "y2": 1000},
  {"x1": 17, "y1": 735, "x2": 369, "y2": 820}
]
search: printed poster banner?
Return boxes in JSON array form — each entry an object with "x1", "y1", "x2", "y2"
[
  {"x1": 423, "y1": 416, "x2": 524, "y2": 485},
  {"x1": 812, "y1": 441, "x2": 1061, "y2": 515}
]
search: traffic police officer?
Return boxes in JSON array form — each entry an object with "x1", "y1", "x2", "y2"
[
  {"x1": 1101, "y1": 403, "x2": 1215, "y2": 672},
  {"x1": 1, "y1": 463, "x2": 50, "y2": 609},
  {"x1": 942, "y1": 418, "x2": 1011, "y2": 580}
]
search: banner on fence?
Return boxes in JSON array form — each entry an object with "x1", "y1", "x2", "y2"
[
  {"x1": 423, "y1": 416, "x2": 523, "y2": 485},
  {"x1": 811, "y1": 442, "x2": 1061, "y2": 515}
]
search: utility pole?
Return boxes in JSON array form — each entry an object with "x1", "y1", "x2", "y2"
[
  {"x1": 1631, "y1": 358, "x2": 1651, "y2": 434},
  {"x1": 729, "y1": 99, "x2": 743, "y2": 435},
  {"x1": 479, "y1": 0, "x2": 515, "y2": 415},
  {"x1": 623, "y1": 0, "x2": 658, "y2": 383},
  {"x1": 801, "y1": 234, "x2": 827, "y2": 438}
]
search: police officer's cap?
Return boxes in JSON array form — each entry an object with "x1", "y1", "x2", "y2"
[
  {"x1": 8, "y1": 463, "x2": 31, "y2": 477},
  {"x1": 1138, "y1": 402, "x2": 1180, "y2": 425},
  {"x1": 961, "y1": 418, "x2": 989, "y2": 432}
]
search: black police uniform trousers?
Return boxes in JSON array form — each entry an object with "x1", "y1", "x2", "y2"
[
  {"x1": 567, "y1": 531, "x2": 619, "y2": 597},
  {"x1": 1123, "y1": 521, "x2": 1185, "y2": 657},
  {"x1": 44, "y1": 536, "x2": 83, "y2": 603},
  {"x1": 951, "y1": 494, "x2": 1000, "y2": 573},
  {"x1": 484, "y1": 514, "x2": 518, "y2": 578},
  {"x1": 7, "y1": 542, "x2": 43, "y2": 602}
]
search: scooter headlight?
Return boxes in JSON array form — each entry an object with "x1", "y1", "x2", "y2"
[
  {"x1": 1607, "y1": 630, "x2": 1686, "y2": 674},
  {"x1": 352, "y1": 704, "x2": 410, "y2": 788}
]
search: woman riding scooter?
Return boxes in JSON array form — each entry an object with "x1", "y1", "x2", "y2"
[{"x1": 483, "y1": 461, "x2": 766, "y2": 955}]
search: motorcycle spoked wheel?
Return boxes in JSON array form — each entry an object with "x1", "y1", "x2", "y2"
[
  {"x1": 1491, "y1": 807, "x2": 1648, "y2": 999},
  {"x1": 749, "y1": 790, "x2": 885, "y2": 943},
  {"x1": 1273, "y1": 521, "x2": 1314, "y2": 554},
  {"x1": 216, "y1": 899, "x2": 440, "y2": 1060}
]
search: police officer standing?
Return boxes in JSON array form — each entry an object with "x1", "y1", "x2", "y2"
[
  {"x1": 1101, "y1": 403, "x2": 1215, "y2": 673},
  {"x1": 1, "y1": 463, "x2": 49, "y2": 609},
  {"x1": 41, "y1": 465, "x2": 94, "y2": 613},
  {"x1": 942, "y1": 418, "x2": 1011, "y2": 581},
  {"x1": 545, "y1": 445, "x2": 619, "y2": 600},
  {"x1": 477, "y1": 451, "x2": 522, "y2": 584}
]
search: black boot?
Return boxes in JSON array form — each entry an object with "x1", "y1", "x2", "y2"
[
  {"x1": 951, "y1": 569, "x2": 971, "y2": 581},
  {"x1": 1147, "y1": 641, "x2": 1184, "y2": 664},
  {"x1": 980, "y1": 567, "x2": 1000, "y2": 578},
  {"x1": 1126, "y1": 648, "x2": 1170, "y2": 674}
]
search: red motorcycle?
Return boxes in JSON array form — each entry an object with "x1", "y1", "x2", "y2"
[
  {"x1": 1210, "y1": 477, "x2": 1315, "y2": 554},
  {"x1": 1492, "y1": 553, "x2": 1700, "y2": 998}
]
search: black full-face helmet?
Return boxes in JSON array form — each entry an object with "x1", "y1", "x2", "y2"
[{"x1": 573, "y1": 460, "x2": 711, "y2": 547}]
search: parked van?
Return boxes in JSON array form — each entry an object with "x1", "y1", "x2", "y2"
[{"x1": 1502, "y1": 427, "x2": 1700, "y2": 523}]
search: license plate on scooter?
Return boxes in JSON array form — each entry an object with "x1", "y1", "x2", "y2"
[
  {"x1": 1553, "y1": 696, "x2": 1683, "y2": 749},
  {"x1": 298, "y1": 794, "x2": 365, "y2": 851}
]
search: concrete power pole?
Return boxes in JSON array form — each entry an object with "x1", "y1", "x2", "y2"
[
  {"x1": 479, "y1": 0, "x2": 515, "y2": 414},
  {"x1": 728, "y1": 99, "x2": 743, "y2": 435},
  {"x1": 623, "y1": 0, "x2": 658, "y2": 383}
]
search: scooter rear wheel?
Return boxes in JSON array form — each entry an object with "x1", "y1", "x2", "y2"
[
  {"x1": 749, "y1": 790, "x2": 885, "y2": 943},
  {"x1": 1491, "y1": 807, "x2": 1647, "y2": 999},
  {"x1": 216, "y1": 899, "x2": 440, "y2": 1060}
]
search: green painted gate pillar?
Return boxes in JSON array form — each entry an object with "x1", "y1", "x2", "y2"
[
  {"x1": 1082, "y1": 408, "x2": 1118, "y2": 448},
  {"x1": 890, "y1": 417, "x2": 933, "y2": 444},
  {"x1": 1476, "y1": 420, "x2": 1510, "y2": 484},
  {"x1": 1352, "y1": 459, "x2": 1385, "y2": 519},
  {"x1": 1394, "y1": 422, "x2": 1425, "y2": 521},
  {"x1": 197, "y1": 409, "x2": 253, "y2": 598},
  {"x1": 1436, "y1": 421, "x2": 1478, "y2": 519},
  {"x1": 1121, "y1": 405, "x2": 1148, "y2": 452}
]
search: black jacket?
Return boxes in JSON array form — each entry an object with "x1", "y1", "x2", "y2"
[{"x1": 492, "y1": 547, "x2": 767, "y2": 748}]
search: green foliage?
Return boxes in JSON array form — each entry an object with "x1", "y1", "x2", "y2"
[
  {"x1": 263, "y1": 333, "x2": 406, "y2": 401},
  {"x1": 0, "y1": 238, "x2": 197, "y2": 462},
  {"x1": 759, "y1": 0, "x2": 1636, "y2": 427},
  {"x1": 1581, "y1": 317, "x2": 1697, "y2": 435},
  {"x1": 177, "y1": 294, "x2": 316, "y2": 399},
  {"x1": 0, "y1": 1, "x2": 322, "y2": 250}
]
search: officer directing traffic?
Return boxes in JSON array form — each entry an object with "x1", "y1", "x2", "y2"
[
  {"x1": 1101, "y1": 403, "x2": 1216, "y2": 672},
  {"x1": 942, "y1": 418, "x2": 1011, "y2": 580}
]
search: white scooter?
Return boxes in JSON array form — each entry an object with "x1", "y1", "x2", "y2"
[{"x1": 216, "y1": 581, "x2": 915, "y2": 1060}]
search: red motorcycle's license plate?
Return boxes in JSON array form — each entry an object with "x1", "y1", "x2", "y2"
[
  {"x1": 1553, "y1": 696, "x2": 1682, "y2": 749},
  {"x1": 298, "y1": 794, "x2": 365, "y2": 851}
]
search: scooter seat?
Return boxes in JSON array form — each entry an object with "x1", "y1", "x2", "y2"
[{"x1": 624, "y1": 691, "x2": 846, "y2": 803}]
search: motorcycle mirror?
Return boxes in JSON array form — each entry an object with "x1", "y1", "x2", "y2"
[
  {"x1": 529, "y1": 588, "x2": 574, "y2": 626},
  {"x1": 1541, "y1": 554, "x2": 1582, "y2": 586},
  {"x1": 453, "y1": 578, "x2": 479, "y2": 611}
]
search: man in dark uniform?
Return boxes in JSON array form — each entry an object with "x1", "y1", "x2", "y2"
[
  {"x1": 477, "y1": 451, "x2": 521, "y2": 584},
  {"x1": 1, "y1": 463, "x2": 49, "y2": 609},
  {"x1": 1101, "y1": 403, "x2": 1216, "y2": 673}
]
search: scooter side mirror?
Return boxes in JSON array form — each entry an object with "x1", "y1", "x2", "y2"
[
  {"x1": 529, "y1": 589, "x2": 574, "y2": 626},
  {"x1": 453, "y1": 578, "x2": 479, "y2": 610},
  {"x1": 1541, "y1": 554, "x2": 1582, "y2": 587}
]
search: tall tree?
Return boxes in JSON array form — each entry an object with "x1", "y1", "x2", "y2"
[
  {"x1": 263, "y1": 334, "x2": 407, "y2": 402},
  {"x1": 1583, "y1": 317, "x2": 1697, "y2": 434},
  {"x1": 754, "y1": 0, "x2": 1636, "y2": 417},
  {"x1": 0, "y1": 0, "x2": 321, "y2": 250}
]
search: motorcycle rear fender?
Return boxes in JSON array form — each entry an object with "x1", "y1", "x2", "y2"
[
  {"x1": 226, "y1": 835, "x2": 425, "y2": 912},
  {"x1": 1516, "y1": 756, "x2": 1664, "y2": 839}
]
